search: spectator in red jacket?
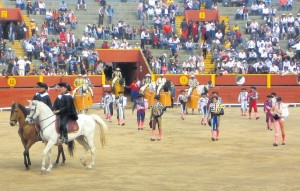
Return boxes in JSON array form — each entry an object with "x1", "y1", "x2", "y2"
[
  {"x1": 59, "y1": 29, "x2": 67, "y2": 42},
  {"x1": 163, "y1": 22, "x2": 172, "y2": 39}
]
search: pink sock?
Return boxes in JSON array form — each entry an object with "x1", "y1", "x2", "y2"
[
  {"x1": 141, "y1": 122, "x2": 144, "y2": 128},
  {"x1": 254, "y1": 112, "x2": 258, "y2": 118},
  {"x1": 118, "y1": 119, "x2": 120, "y2": 124},
  {"x1": 275, "y1": 134, "x2": 279, "y2": 144},
  {"x1": 249, "y1": 112, "x2": 251, "y2": 118},
  {"x1": 216, "y1": 130, "x2": 219, "y2": 139},
  {"x1": 282, "y1": 134, "x2": 286, "y2": 143},
  {"x1": 137, "y1": 121, "x2": 140, "y2": 128}
]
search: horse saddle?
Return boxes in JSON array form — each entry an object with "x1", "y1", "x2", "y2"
[{"x1": 55, "y1": 117, "x2": 79, "y2": 134}]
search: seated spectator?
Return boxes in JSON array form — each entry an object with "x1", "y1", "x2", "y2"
[
  {"x1": 235, "y1": 7, "x2": 243, "y2": 20},
  {"x1": 59, "y1": 1, "x2": 68, "y2": 12},
  {"x1": 88, "y1": 34, "x2": 95, "y2": 48},
  {"x1": 279, "y1": 0, "x2": 288, "y2": 11},
  {"x1": 251, "y1": 3, "x2": 259, "y2": 15},
  {"x1": 70, "y1": 13, "x2": 77, "y2": 29},
  {"x1": 269, "y1": 62, "x2": 279, "y2": 74},
  {"x1": 152, "y1": 34, "x2": 160, "y2": 49},
  {"x1": 26, "y1": 1, "x2": 34, "y2": 16},
  {"x1": 243, "y1": 6, "x2": 249, "y2": 20},
  {"x1": 77, "y1": 0, "x2": 86, "y2": 11},
  {"x1": 45, "y1": 9, "x2": 52, "y2": 21},
  {"x1": 185, "y1": 38, "x2": 194, "y2": 54},
  {"x1": 16, "y1": 0, "x2": 25, "y2": 10},
  {"x1": 248, "y1": 50, "x2": 258, "y2": 63},
  {"x1": 38, "y1": 0, "x2": 46, "y2": 15}
]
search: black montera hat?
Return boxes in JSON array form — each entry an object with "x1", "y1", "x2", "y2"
[
  {"x1": 138, "y1": 93, "x2": 144, "y2": 97},
  {"x1": 267, "y1": 95, "x2": 273, "y2": 98},
  {"x1": 58, "y1": 82, "x2": 72, "y2": 91},
  {"x1": 37, "y1": 82, "x2": 48, "y2": 89},
  {"x1": 154, "y1": 95, "x2": 160, "y2": 100},
  {"x1": 241, "y1": 88, "x2": 246, "y2": 90},
  {"x1": 250, "y1": 86, "x2": 256, "y2": 90},
  {"x1": 201, "y1": 93, "x2": 207, "y2": 95},
  {"x1": 118, "y1": 91, "x2": 124, "y2": 94},
  {"x1": 276, "y1": 97, "x2": 282, "y2": 102}
]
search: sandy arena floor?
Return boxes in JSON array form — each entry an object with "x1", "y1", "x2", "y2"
[{"x1": 0, "y1": 106, "x2": 299, "y2": 191}]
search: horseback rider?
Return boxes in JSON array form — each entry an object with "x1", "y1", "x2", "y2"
[
  {"x1": 32, "y1": 82, "x2": 52, "y2": 109},
  {"x1": 74, "y1": 74, "x2": 84, "y2": 88},
  {"x1": 53, "y1": 82, "x2": 78, "y2": 144},
  {"x1": 187, "y1": 75, "x2": 199, "y2": 98},
  {"x1": 112, "y1": 67, "x2": 122, "y2": 87},
  {"x1": 156, "y1": 74, "x2": 166, "y2": 95},
  {"x1": 140, "y1": 73, "x2": 152, "y2": 93}
]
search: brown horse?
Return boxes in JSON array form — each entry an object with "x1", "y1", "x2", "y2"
[{"x1": 9, "y1": 101, "x2": 66, "y2": 169}]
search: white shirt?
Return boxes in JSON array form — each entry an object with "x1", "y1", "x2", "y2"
[{"x1": 17, "y1": 59, "x2": 26, "y2": 70}]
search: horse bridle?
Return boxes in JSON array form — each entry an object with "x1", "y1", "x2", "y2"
[
  {"x1": 10, "y1": 107, "x2": 19, "y2": 124},
  {"x1": 27, "y1": 102, "x2": 37, "y2": 122},
  {"x1": 27, "y1": 102, "x2": 55, "y2": 123}
]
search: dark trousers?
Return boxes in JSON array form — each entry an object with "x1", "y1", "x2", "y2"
[
  {"x1": 98, "y1": 14, "x2": 104, "y2": 25},
  {"x1": 59, "y1": 115, "x2": 69, "y2": 139}
]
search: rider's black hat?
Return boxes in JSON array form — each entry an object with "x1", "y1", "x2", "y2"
[
  {"x1": 37, "y1": 82, "x2": 48, "y2": 89},
  {"x1": 57, "y1": 82, "x2": 72, "y2": 91}
]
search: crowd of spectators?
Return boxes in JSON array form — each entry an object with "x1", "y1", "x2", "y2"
[{"x1": 1, "y1": 0, "x2": 300, "y2": 77}]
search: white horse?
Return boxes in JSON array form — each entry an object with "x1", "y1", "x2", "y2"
[{"x1": 25, "y1": 100, "x2": 107, "y2": 173}]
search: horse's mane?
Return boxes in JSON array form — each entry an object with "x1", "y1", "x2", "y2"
[
  {"x1": 18, "y1": 103, "x2": 29, "y2": 116},
  {"x1": 11, "y1": 102, "x2": 29, "y2": 116},
  {"x1": 34, "y1": 100, "x2": 52, "y2": 111}
]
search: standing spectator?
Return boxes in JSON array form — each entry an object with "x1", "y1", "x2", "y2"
[
  {"x1": 137, "y1": 1, "x2": 143, "y2": 20},
  {"x1": 8, "y1": 22, "x2": 16, "y2": 44},
  {"x1": 30, "y1": 19, "x2": 37, "y2": 36},
  {"x1": 26, "y1": 42, "x2": 34, "y2": 61},
  {"x1": 17, "y1": 56, "x2": 26, "y2": 76},
  {"x1": 98, "y1": 6, "x2": 105, "y2": 25},
  {"x1": 106, "y1": 5, "x2": 114, "y2": 24}
]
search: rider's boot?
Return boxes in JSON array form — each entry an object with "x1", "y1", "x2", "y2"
[{"x1": 62, "y1": 126, "x2": 68, "y2": 144}]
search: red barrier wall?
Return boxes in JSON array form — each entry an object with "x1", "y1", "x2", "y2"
[{"x1": 1, "y1": 74, "x2": 299, "y2": 108}]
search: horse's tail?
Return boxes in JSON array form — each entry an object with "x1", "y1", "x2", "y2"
[
  {"x1": 90, "y1": 114, "x2": 107, "y2": 148},
  {"x1": 67, "y1": 140, "x2": 75, "y2": 157}
]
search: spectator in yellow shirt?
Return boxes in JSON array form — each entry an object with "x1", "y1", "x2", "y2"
[{"x1": 232, "y1": 24, "x2": 240, "y2": 31}]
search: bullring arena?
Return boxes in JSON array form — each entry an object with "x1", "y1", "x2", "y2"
[
  {"x1": 1, "y1": 0, "x2": 300, "y2": 189},
  {"x1": 1, "y1": 105, "x2": 300, "y2": 191}
]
